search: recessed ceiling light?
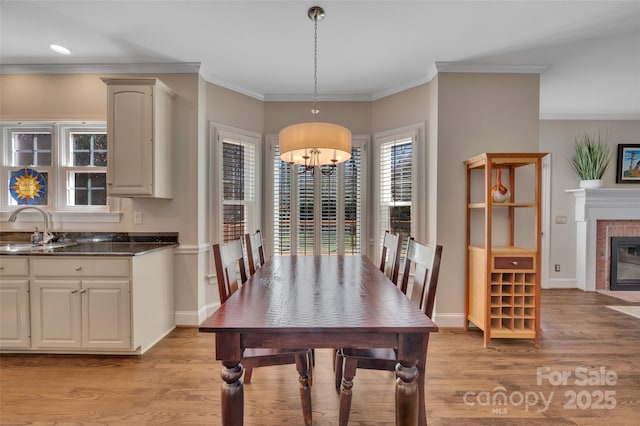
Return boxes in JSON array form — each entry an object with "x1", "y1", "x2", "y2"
[{"x1": 50, "y1": 44, "x2": 70, "y2": 55}]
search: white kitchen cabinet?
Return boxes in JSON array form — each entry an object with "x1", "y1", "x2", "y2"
[
  {"x1": 31, "y1": 258, "x2": 131, "y2": 350},
  {"x1": 0, "y1": 257, "x2": 31, "y2": 348},
  {"x1": 102, "y1": 77, "x2": 175, "y2": 198},
  {"x1": 1, "y1": 247, "x2": 174, "y2": 355}
]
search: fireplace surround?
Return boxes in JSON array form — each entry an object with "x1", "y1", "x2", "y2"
[{"x1": 568, "y1": 188, "x2": 640, "y2": 291}]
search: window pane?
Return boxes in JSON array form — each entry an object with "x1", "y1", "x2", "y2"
[
  {"x1": 13, "y1": 132, "x2": 52, "y2": 166},
  {"x1": 220, "y1": 135, "x2": 256, "y2": 244},
  {"x1": 344, "y1": 146, "x2": 361, "y2": 255},
  {"x1": 380, "y1": 138, "x2": 412, "y2": 256},
  {"x1": 71, "y1": 133, "x2": 108, "y2": 167},
  {"x1": 70, "y1": 172, "x2": 107, "y2": 206},
  {"x1": 274, "y1": 146, "x2": 292, "y2": 255},
  {"x1": 74, "y1": 152, "x2": 91, "y2": 166},
  {"x1": 297, "y1": 171, "x2": 314, "y2": 255},
  {"x1": 223, "y1": 205, "x2": 245, "y2": 243},
  {"x1": 321, "y1": 169, "x2": 337, "y2": 255}
]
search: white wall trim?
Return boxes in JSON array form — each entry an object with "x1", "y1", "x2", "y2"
[
  {"x1": 544, "y1": 278, "x2": 578, "y2": 289},
  {"x1": 540, "y1": 113, "x2": 640, "y2": 120},
  {"x1": 175, "y1": 302, "x2": 219, "y2": 326},
  {"x1": 433, "y1": 312, "x2": 465, "y2": 328},
  {"x1": 0, "y1": 62, "x2": 201, "y2": 75},
  {"x1": 173, "y1": 244, "x2": 210, "y2": 255},
  {"x1": 435, "y1": 62, "x2": 548, "y2": 74}
]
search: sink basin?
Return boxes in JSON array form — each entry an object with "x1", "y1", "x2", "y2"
[{"x1": 0, "y1": 242, "x2": 78, "y2": 252}]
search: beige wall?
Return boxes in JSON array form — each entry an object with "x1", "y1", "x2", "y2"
[
  {"x1": 540, "y1": 119, "x2": 640, "y2": 286},
  {"x1": 435, "y1": 72, "x2": 541, "y2": 325},
  {"x1": 264, "y1": 101, "x2": 371, "y2": 136},
  {"x1": 372, "y1": 81, "x2": 435, "y2": 245}
]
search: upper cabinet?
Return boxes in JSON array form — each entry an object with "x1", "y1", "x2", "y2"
[{"x1": 102, "y1": 78, "x2": 176, "y2": 198}]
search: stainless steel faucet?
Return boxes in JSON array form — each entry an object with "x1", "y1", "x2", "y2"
[{"x1": 7, "y1": 206, "x2": 55, "y2": 244}]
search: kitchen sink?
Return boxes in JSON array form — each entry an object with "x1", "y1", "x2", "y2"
[{"x1": 0, "y1": 242, "x2": 79, "y2": 252}]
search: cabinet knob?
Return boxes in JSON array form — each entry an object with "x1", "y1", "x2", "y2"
[
  {"x1": 75, "y1": 266, "x2": 83, "y2": 271},
  {"x1": 0, "y1": 266, "x2": 4, "y2": 270},
  {"x1": 71, "y1": 290, "x2": 78, "y2": 294},
  {"x1": 511, "y1": 261, "x2": 519, "y2": 266},
  {"x1": 80, "y1": 289, "x2": 87, "y2": 294}
]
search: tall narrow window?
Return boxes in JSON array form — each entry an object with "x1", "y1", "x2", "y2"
[
  {"x1": 272, "y1": 138, "x2": 366, "y2": 256},
  {"x1": 214, "y1": 126, "x2": 261, "y2": 245},
  {"x1": 376, "y1": 126, "x2": 421, "y2": 260}
]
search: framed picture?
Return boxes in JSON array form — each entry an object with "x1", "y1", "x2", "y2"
[{"x1": 616, "y1": 144, "x2": 640, "y2": 183}]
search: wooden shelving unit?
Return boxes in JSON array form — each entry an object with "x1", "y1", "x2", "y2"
[{"x1": 464, "y1": 153, "x2": 547, "y2": 347}]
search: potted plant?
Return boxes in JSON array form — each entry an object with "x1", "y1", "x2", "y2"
[{"x1": 571, "y1": 131, "x2": 611, "y2": 188}]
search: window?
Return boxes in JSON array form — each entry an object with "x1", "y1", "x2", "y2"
[
  {"x1": 1, "y1": 122, "x2": 109, "y2": 211},
  {"x1": 272, "y1": 137, "x2": 367, "y2": 256},
  {"x1": 374, "y1": 125, "x2": 423, "y2": 261},
  {"x1": 212, "y1": 125, "x2": 261, "y2": 244}
]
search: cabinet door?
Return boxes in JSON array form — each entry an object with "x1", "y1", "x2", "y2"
[
  {"x1": 82, "y1": 280, "x2": 131, "y2": 350},
  {"x1": 31, "y1": 280, "x2": 82, "y2": 348},
  {"x1": 0, "y1": 279, "x2": 30, "y2": 348},
  {"x1": 106, "y1": 85, "x2": 153, "y2": 196}
]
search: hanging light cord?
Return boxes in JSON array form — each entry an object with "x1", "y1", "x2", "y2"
[{"x1": 311, "y1": 8, "x2": 320, "y2": 120}]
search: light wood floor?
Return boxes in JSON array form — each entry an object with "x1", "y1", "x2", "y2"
[{"x1": 1, "y1": 289, "x2": 639, "y2": 425}]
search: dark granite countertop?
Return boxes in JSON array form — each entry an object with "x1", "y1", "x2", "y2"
[{"x1": 0, "y1": 232, "x2": 178, "y2": 256}]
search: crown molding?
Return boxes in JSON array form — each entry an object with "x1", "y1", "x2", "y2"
[
  {"x1": 263, "y1": 93, "x2": 372, "y2": 102},
  {"x1": 435, "y1": 62, "x2": 548, "y2": 74},
  {"x1": 540, "y1": 113, "x2": 640, "y2": 120},
  {"x1": 0, "y1": 62, "x2": 201, "y2": 75}
]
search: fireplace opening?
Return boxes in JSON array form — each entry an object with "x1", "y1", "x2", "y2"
[{"x1": 610, "y1": 237, "x2": 640, "y2": 291}]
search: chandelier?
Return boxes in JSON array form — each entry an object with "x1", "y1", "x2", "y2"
[{"x1": 279, "y1": 6, "x2": 352, "y2": 175}]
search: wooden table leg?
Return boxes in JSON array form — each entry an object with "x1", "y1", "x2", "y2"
[
  {"x1": 295, "y1": 353, "x2": 313, "y2": 425},
  {"x1": 395, "y1": 362, "x2": 419, "y2": 426},
  {"x1": 220, "y1": 360, "x2": 243, "y2": 426}
]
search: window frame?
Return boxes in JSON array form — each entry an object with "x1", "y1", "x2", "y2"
[
  {"x1": 372, "y1": 123, "x2": 425, "y2": 262},
  {"x1": 209, "y1": 122, "x2": 262, "y2": 246},
  {"x1": 1, "y1": 122, "x2": 119, "y2": 219}
]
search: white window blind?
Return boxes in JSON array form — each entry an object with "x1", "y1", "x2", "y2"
[
  {"x1": 379, "y1": 134, "x2": 413, "y2": 255},
  {"x1": 220, "y1": 131, "x2": 257, "y2": 244},
  {"x1": 272, "y1": 140, "x2": 365, "y2": 256}
]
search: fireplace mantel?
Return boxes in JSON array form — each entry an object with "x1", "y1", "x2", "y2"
[{"x1": 567, "y1": 188, "x2": 640, "y2": 291}]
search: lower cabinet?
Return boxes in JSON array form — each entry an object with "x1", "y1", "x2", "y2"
[
  {"x1": 0, "y1": 257, "x2": 31, "y2": 348},
  {"x1": 0, "y1": 249, "x2": 174, "y2": 354},
  {"x1": 30, "y1": 279, "x2": 131, "y2": 350}
]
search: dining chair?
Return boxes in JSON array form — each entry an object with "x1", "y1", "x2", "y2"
[
  {"x1": 380, "y1": 230, "x2": 403, "y2": 285},
  {"x1": 212, "y1": 239, "x2": 313, "y2": 386},
  {"x1": 334, "y1": 239, "x2": 443, "y2": 425},
  {"x1": 245, "y1": 229, "x2": 266, "y2": 275}
]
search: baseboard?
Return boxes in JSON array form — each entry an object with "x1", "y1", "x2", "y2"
[
  {"x1": 433, "y1": 312, "x2": 465, "y2": 328},
  {"x1": 543, "y1": 278, "x2": 577, "y2": 289},
  {"x1": 174, "y1": 303, "x2": 220, "y2": 326}
]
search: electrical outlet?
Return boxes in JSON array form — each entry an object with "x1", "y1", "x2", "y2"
[
  {"x1": 134, "y1": 211, "x2": 143, "y2": 224},
  {"x1": 554, "y1": 264, "x2": 560, "y2": 272}
]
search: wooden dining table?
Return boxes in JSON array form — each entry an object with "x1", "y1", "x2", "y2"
[{"x1": 199, "y1": 255, "x2": 438, "y2": 426}]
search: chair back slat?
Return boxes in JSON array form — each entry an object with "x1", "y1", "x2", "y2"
[
  {"x1": 212, "y1": 239, "x2": 248, "y2": 304},
  {"x1": 380, "y1": 231, "x2": 403, "y2": 285},
  {"x1": 245, "y1": 230, "x2": 266, "y2": 276},
  {"x1": 400, "y1": 239, "x2": 443, "y2": 318}
]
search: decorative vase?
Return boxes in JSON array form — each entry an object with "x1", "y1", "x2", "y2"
[
  {"x1": 579, "y1": 179, "x2": 603, "y2": 189},
  {"x1": 491, "y1": 168, "x2": 511, "y2": 203}
]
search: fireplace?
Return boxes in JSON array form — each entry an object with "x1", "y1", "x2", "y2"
[
  {"x1": 568, "y1": 188, "x2": 640, "y2": 291},
  {"x1": 610, "y1": 237, "x2": 640, "y2": 291}
]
